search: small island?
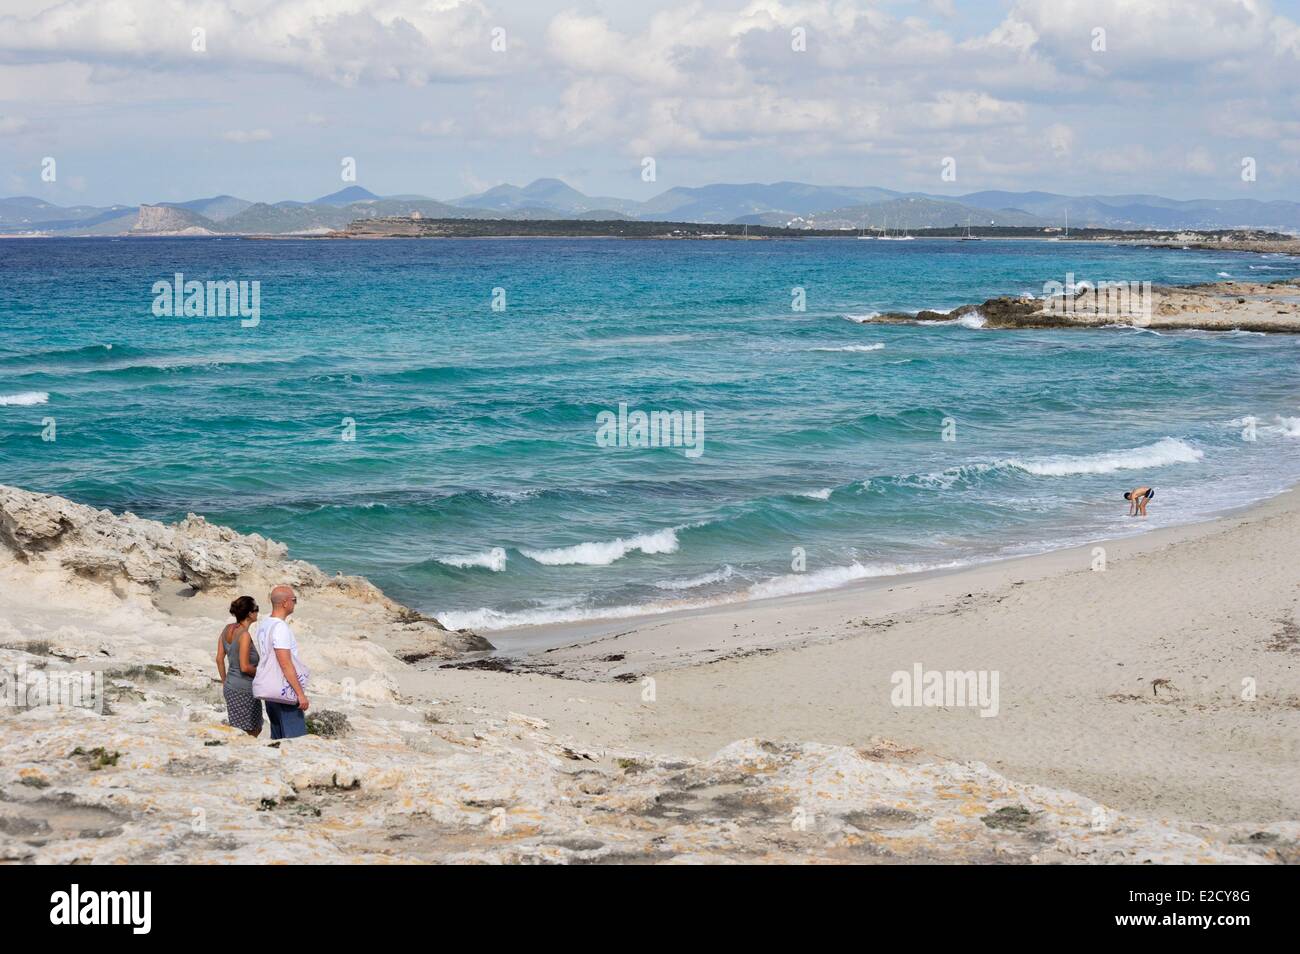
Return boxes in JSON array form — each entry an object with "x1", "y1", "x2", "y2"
[{"x1": 324, "y1": 216, "x2": 1300, "y2": 248}]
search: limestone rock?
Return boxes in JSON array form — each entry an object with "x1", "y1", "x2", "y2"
[{"x1": 0, "y1": 484, "x2": 487, "y2": 659}]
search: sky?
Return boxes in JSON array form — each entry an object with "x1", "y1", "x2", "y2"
[{"x1": 2, "y1": 0, "x2": 1299, "y2": 207}]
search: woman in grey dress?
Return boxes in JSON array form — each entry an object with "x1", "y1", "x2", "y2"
[{"x1": 215, "y1": 595, "x2": 264, "y2": 735}]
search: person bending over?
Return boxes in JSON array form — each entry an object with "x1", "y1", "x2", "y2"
[{"x1": 1124, "y1": 486, "x2": 1154, "y2": 517}]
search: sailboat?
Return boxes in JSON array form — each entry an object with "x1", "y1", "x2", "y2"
[
  {"x1": 857, "y1": 220, "x2": 875, "y2": 239},
  {"x1": 878, "y1": 213, "x2": 913, "y2": 241},
  {"x1": 960, "y1": 215, "x2": 980, "y2": 241}
]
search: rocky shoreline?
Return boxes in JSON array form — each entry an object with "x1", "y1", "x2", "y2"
[
  {"x1": 870, "y1": 277, "x2": 1300, "y2": 332},
  {"x1": 0, "y1": 485, "x2": 491, "y2": 660}
]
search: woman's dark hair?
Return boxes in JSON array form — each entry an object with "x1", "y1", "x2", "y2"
[
  {"x1": 1123, "y1": 492, "x2": 1132, "y2": 500},
  {"x1": 229, "y1": 595, "x2": 259, "y2": 622}
]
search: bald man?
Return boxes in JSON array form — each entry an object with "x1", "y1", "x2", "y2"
[{"x1": 252, "y1": 584, "x2": 311, "y2": 739}]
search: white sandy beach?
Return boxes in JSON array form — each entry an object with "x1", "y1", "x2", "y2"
[
  {"x1": 1, "y1": 482, "x2": 1297, "y2": 863},
  {"x1": 475, "y1": 490, "x2": 1300, "y2": 824}
]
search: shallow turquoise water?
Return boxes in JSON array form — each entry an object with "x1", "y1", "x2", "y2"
[{"x1": 2, "y1": 237, "x2": 1299, "y2": 628}]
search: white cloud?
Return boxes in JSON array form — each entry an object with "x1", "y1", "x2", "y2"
[
  {"x1": 223, "y1": 128, "x2": 272, "y2": 143},
  {"x1": 1091, "y1": 143, "x2": 1156, "y2": 174},
  {"x1": 994, "y1": 0, "x2": 1299, "y2": 74},
  {"x1": 4, "y1": 0, "x2": 1300, "y2": 201},
  {"x1": 1045, "y1": 123, "x2": 1074, "y2": 159},
  {"x1": 531, "y1": 3, "x2": 1028, "y2": 161},
  {"x1": 914, "y1": 91, "x2": 1027, "y2": 130},
  {"x1": 418, "y1": 118, "x2": 459, "y2": 137},
  {"x1": 1185, "y1": 146, "x2": 1215, "y2": 174},
  {"x1": 0, "y1": 0, "x2": 509, "y2": 86},
  {"x1": 0, "y1": 61, "x2": 133, "y2": 105}
]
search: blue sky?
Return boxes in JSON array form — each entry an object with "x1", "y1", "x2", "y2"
[{"x1": 3, "y1": 0, "x2": 1300, "y2": 206}]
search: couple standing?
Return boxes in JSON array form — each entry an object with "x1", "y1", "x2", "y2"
[{"x1": 215, "y1": 584, "x2": 311, "y2": 740}]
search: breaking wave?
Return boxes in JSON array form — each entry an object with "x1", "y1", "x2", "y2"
[
  {"x1": 436, "y1": 547, "x2": 508, "y2": 572},
  {"x1": 811, "y1": 343, "x2": 885, "y2": 352},
  {"x1": 0, "y1": 391, "x2": 49, "y2": 406},
  {"x1": 1004, "y1": 437, "x2": 1203, "y2": 476},
  {"x1": 651, "y1": 565, "x2": 738, "y2": 591},
  {"x1": 521, "y1": 527, "x2": 681, "y2": 566}
]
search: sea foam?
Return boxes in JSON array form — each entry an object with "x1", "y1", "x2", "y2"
[
  {"x1": 746, "y1": 561, "x2": 941, "y2": 600},
  {"x1": 436, "y1": 597, "x2": 705, "y2": 631},
  {"x1": 796, "y1": 487, "x2": 834, "y2": 500},
  {"x1": 1005, "y1": 437, "x2": 1203, "y2": 477},
  {"x1": 651, "y1": 565, "x2": 737, "y2": 590},
  {"x1": 811, "y1": 344, "x2": 885, "y2": 352},
  {"x1": 436, "y1": 559, "x2": 944, "y2": 630},
  {"x1": 521, "y1": 527, "x2": 680, "y2": 566},
  {"x1": 1272, "y1": 416, "x2": 1300, "y2": 437},
  {"x1": 0, "y1": 391, "x2": 49, "y2": 406},
  {"x1": 436, "y1": 547, "x2": 508, "y2": 572}
]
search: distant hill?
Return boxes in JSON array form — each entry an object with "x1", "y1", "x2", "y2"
[
  {"x1": 165, "y1": 194, "x2": 254, "y2": 222},
  {"x1": 218, "y1": 197, "x2": 498, "y2": 233},
  {"x1": 570, "y1": 209, "x2": 635, "y2": 221},
  {"x1": 217, "y1": 202, "x2": 354, "y2": 233},
  {"x1": 132, "y1": 205, "x2": 219, "y2": 235},
  {"x1": 311, "y1": 186, "x2": 382, "y2": 207},
  {"x1": 54, "y1": 209, "x2": 141, "y2": 236},
  {"x1": 452, "y1": 178, "x2": 641, "y2": 216},
  {"x1": 733, "y1": 198, "x2": 1043, "y2": 230},
  {"x1": 0, "y1": 196, "x2": 133, "y2": 229},
  {"x1": 947, "y1": 191, "x2": 1300, "y2": 231},
  {"x1": 4, "y1": 178, "x2": 1298, "y2": 235},
  {"x1": 637, "y1": 181, "x2": 899, "y2": 223},
  {"x1": 342, "y1": 198, "x2": 490, "y2": 220},
  {"x1": 760, "y1": 197, "x2": 1046, "y2": 230}
]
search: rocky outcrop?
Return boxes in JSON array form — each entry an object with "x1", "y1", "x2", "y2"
[
  {"x1": 130, "y1": 204, "x2": 218, "y2": 235},
  {"x1": 0, "y1": 484, "x2": 491, "y2": 656},
  {"x1": 1, "y1": 485, "x2": 299, "y2": 590},
  {"x1": 873, "y1": 278, "x2": 1300, "y2": 332}
]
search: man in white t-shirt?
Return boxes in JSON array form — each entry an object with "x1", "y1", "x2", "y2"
[{"x1": 256, "y1": 584, "x2": 311, "y2": 739}]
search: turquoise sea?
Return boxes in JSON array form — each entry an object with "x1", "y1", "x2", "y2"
[{"x1": 2, "y1": 237, "x2": 1299, "y2": 630}]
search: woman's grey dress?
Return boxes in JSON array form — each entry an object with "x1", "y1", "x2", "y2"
[{"x1": 223, "y1": 628, "x2": 264, "y2": 734}]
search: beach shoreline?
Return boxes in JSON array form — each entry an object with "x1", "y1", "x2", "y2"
[
  {"x1": 431, "y1": 484, "x2": 1300, "y2": 826},
  {"x1": 1, "y1": 480, "x2": 1297, "y2": 861},
  {"x1": 485, "y1": 480, "x2": 1297, "y2": 654}
]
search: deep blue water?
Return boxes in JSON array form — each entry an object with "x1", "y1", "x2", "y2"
[{"x1": 2, "y1": 237, "x2": 1299, "y2": 629}]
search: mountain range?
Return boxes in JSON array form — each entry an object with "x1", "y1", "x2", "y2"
[{"x1": 3, "y1": 179, "x2": 1297, "y2": 236}]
